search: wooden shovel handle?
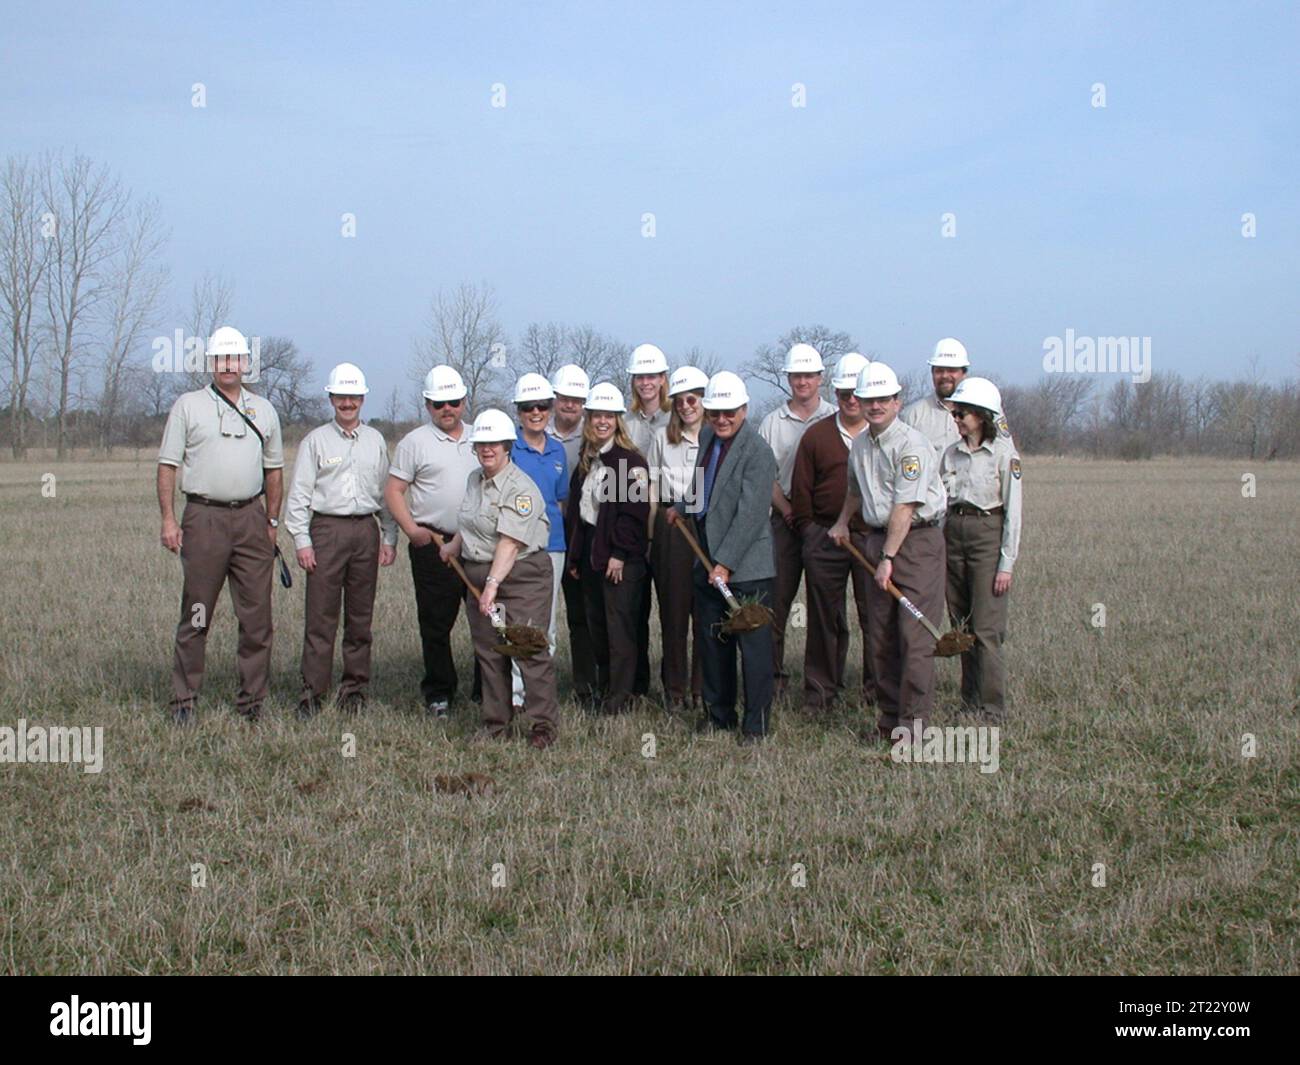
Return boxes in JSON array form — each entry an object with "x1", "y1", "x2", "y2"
[
  {"x1": 672, "y1": 517, "x2": 741, "y2": 608},
  {"x1": 840, "y1": 537, "x2": 943, "y2": 641},
  {"x1": 429, "y1": 530, "x2": 482, "y2": 602}
]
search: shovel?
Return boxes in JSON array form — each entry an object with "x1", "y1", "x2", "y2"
[
  {"x1": 840, "y1": 538, "x2": 975, "y2": 658},
  {"x1": 428, "y1": 531, "x2": 549, "y2": 658},
  {"x1": 673, "y1": 518, "x2": 773, "y2": 635}
]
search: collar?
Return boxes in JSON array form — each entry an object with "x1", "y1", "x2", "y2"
[
  {"x1": 931, "y1": 393, "x2": 954, "y2": 411},
  {"x1": 516, "y1": 427, "x2": 553, "y2": 455},
  {"x1": 548, "y1": 422, "x2": 582, "y2": 441},
  {"x1": 869, "y1": 417, "x2": 907, "y2": 448},
  {"x1": 482, "y1": 461, "x2": 513, "y2": 490},
  {"x1": 429, "y1": 420, "x2": 468, "y2": 443},
  {"x1": 332, "y1": 419, "x2": 363, "y2": 439},
  {"x1": 781, "y1": 398, "x2": 832, "y2": 422},
  {"x1": 955, "y1": 436, "x2": 994, "y2": 455}
]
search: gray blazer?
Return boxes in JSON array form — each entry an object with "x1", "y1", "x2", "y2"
[{"x1": 676, "y1": 420, "x2": 777, "y2": 583}]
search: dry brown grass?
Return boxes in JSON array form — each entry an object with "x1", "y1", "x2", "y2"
[{"x1": 0, "y1": 455, "x2": 1296, "y2": 974}]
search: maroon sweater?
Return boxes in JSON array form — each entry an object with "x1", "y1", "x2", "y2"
[
  {"x1": 790, "y1": 415, "x2": 867, "y2": 533},
  {"x1": 564, "y1": 444, "x2": 650, "y2": 570}
]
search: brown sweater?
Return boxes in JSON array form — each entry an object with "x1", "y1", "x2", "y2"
[{"x1": 790, "y1": 415, "x2": 867, "y2": 533}]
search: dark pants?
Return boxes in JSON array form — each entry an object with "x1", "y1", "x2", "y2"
[
  {"x1": 171, "y1": 500, "x2": 274, "y2": 713},
  {"x1": 409, "y1": 528, "x2": 474, "y2": 705},
  {"x1": 300, "y1": 514, "x2": 380, "y2": 700},
  {"x1": 694, "y1": 568, "x2": 775, "y2": 736},
  {"x1": 945, "y1": 513, "x2": 1010, "y2": 718},
  {"x1": 560, "y1": 569, "x2": 596, "y2": 697},
  {"x1": 579, "y1": 548, "x2": 646, "y2": 713},
  {"x1": 800, "y1": 522, "x2": 876, "y2": 709},
  {"x1": 652, "y1": 507, "x2": 703, "y2": 705},
  {"x1": 770, "y1": 511, "x2": 803, "y2": 690},
  {"x1": 635, "y1": 555, "x2": 652, "y2": 697}
]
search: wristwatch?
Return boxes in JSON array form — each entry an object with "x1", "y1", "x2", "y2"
[
  {"x1": 268, "y1": 518, "x2": 280, "y2": 528},
  {"x1": 880, "y1": 550, "x2": 894, "y2": 564}
]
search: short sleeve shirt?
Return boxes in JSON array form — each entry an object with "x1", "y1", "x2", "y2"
[
  {"x1": 458, "y1": 461, "x2": 551, "y2": 562},
  {"x1": 389, "y1": 421, "x2": 477, "y2": 531},
  {"x1": 847, "y1": 417, "x2": 946, "y2": 527},
  {"x1": 546, "y1": 422, "x2": 584, "y2": 482},
  {"x1": 759, "y1": 399, "x2": 836, "y2": 496},
  {"x1": 158, "y1": 386, "x2": 283, "y2": 501},
  {"x1": 625, "y1": 408, "x2": 669, "y2": 456},
  {"x1": 901, "y1": 393, "x2": 960, "y2": 458},
  {"x1": 941, "y1": 434, "x2": 1023, "y2": 572},
  {"x1": 510, "y1": 429, "x2": 569, "y2": 553}
]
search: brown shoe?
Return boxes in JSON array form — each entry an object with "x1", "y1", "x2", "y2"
[{"x1": 528, "y1": 730, "x2": 555, "y2": 750}]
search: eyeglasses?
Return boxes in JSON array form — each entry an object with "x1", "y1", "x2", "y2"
[
  {"x1": 675, "y1": 393, "x2": 702, "y2": 406},
  {"x1": 430, "y1": 398, "x2": 463, "y2": 410},
  {"x1": 517, "y1": 402, "x2": 552, "y2": 414}
]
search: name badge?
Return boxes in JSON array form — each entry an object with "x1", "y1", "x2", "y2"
[{"x1": 324, "y1": 455, "x2": 343, "y2": 466}]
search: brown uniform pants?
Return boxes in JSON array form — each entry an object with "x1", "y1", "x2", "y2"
[
  {"x1": 864, "y1": 524, "x2": 945, "y2": 731},
  {"x1": 770, "y1": 511, "x2": 804, "y2": 690},
  {"x1": 463, "y1": 553, "x2": 559, "y2": 739},
  {"x1": 171, "y1": 499, "x2": 274, "y2": 712},
  {"x1": 945, "y1": 513, "x2": 1010, "y2": 718},
  {"x1": 300, "y1": 514, "x2": 380, "y2": 700},
  {"x1": 800, "y1": 523, "x2": 877, "y2": 710},
  {"x1": 651, "y1": 507, "x2": 703, "y2": 705}
]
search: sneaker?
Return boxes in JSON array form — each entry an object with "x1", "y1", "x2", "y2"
[{"x1": 426, "y1": 699, "x2": 450, "y2": 719}]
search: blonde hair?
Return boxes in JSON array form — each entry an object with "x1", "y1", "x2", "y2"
[
  {"x1": 629, "y1": 373, "x2": 669, "y2": 417},
  {"x1": 577, "y1": 413, "x2": 638, "y2": 478}
]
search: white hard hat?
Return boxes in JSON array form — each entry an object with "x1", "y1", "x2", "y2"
[
  {"x1": 422, "y1": 364, "x2": 468, "y2": 402},
  {"x1": 702, "y1": 370, "x2": 750, "y2": 410},
  {"x1": 551, "y1": 363, "x2": 590, "y2": 399},
  {"x1": 206, "y1": 325, "x2": 250, "y2": 357},
  {"x1": 831, "y1": 352, "x2": 870, "y2": 390},
  {"x1": 929, "y1": 337, "x2": 970, "y2": 368},
  {"x1": 513, "y1": 372, "x2": 555, "y2": 404},
  {"x1": 949, "y1": 376, "x2": 1003, "y2": 415},
  {"x1": 584, "y1": 382, "x2": 627, "y2": 413},
  {"x1": 782, "y1": 342, "x2": 825, "y2": 374},
  {"x1": 470, "y1": 409, "x2": 516, "y2": 444},
  {"x1": 668, "y1": 366, "x2": 710, "y2": 396},
  {"x1": 854, "y1": 361, "x2": 902, "y2": 399},
  {"x1": 627, "y1": 343, "x2": 669, "y2": 375},
  {"x1": 325, "y1": 362, "x2": 369, "y2": 395}
]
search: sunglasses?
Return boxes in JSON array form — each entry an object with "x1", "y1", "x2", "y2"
[
  {"x1": 706, "y1": 408, "x2": 741, "y2": 420},
  {"x1": 674, "y1": 392, "x2": 702, "y2": 406},
  {"x1": 835, "y1": 390, "x2": 858, "y2": 401},
  {"x1": 517, "y1": 402, "x2": 552, "y2": 414},
  {"x1": 430, "y1": 398, "x2": 463, "y2": 410},
  {"x1": 951, "y1": 407, "x2": 977, "y2": 419}
]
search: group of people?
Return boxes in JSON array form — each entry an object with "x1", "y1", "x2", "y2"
[{"x1": 157, "y1": 328, "x2": 1021, "y2": 748}]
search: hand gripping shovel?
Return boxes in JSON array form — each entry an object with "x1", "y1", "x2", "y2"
[
  {"x1": 673, "y1": 518, "x2": 773, "y2": 635},
  {"x1": 840, "y1": 539, "x2": 975, "y2": 658},
  {"x1": 429, "y1": 532, "x2": 549, "y2": 658}
]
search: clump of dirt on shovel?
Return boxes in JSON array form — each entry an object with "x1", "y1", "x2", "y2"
[
  {"x1": 493, "y1": 623, "x2": 549, "y2": 658},
  {"x1": 933, "y1": 630, "x2": 976, "y2": 657},
  {"x1": 720, "y1": 599, "x2": 775, "y2": 636}
]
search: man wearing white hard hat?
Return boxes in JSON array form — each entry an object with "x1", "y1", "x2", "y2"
[
  {"x1": 507, "y1": 373, "x2": 569, "y2": 710},
  {"x1": 901, "y1": 338, "x2": 969, "y2": 457},
  {"x1": 789, "y1": 353, "x2": 877, "y2": 712},
  {"x1": 547, "y1": 363, "x2": 595, "y2": 700},
  {"x1": 940, "y1": 377, "x2": 1022, "y2": 721},
  {"x1": 646, "y1": 365, "x2": 708, "y2": 712},
  {"x1": 440, "y1": 409, "x2": 559, "y2": 747},
  {"x1": 758, "y1": 342, "x2": 836, "y2": 697},
  {"x1": 385, "y1": 365, "x2": 480, "y2": 717},
  {"x1": 285, "y1": 363, "x2": 399, "y2": 717},
  {"x1": 830, "y1": 361, "x2": 947, "y2": 740},
  {"x1": 157, "y1": 325, "x2": 284, "y2": 723},
  {"x1": 667, "y1": 371, "x2": 778, "y2": 743}
]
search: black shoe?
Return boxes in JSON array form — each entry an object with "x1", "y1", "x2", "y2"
[
  {"x1": 296, "y1": 696, "x2": 322, "y2": 720},
  {"x1": 239, "y1": 703, "x2": 262, "y2": 723},
  {"x1": 338, "y1": 692, "x2": 366, "y2": 715},
  {"x1": 738, "y1": 731, "x2": 767, "y2": 747},
  {"x1": 171, "y1": 702, "x2": 194, "y2": 725}
]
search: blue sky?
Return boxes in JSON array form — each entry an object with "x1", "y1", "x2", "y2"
[{"x1": 4, "y1": 0, "x2": 1297, "y2": 401}]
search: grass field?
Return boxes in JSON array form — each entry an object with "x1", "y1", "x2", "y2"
[{"x1": 1, "y1": 454, "x2": 1297, "y2": 974}]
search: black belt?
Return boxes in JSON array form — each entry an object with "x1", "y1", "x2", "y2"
[
  {"x1": 186, "y1": 494, "x2": 259, "y2": 509},
  {"x1": 950, "y1": 504, "x2": 1004, "y2": 517},
  {"x1": 315, "y1": 512, "x2": 379, "y2": 520},
  {"x1": 865, "y1": 518, "x2": 940, "y2": 535}
]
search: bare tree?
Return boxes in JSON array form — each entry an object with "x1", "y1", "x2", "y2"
[
  {"x1": 255, "y1": 335, "x2": 322, "y2": 425},
  {"x1": 0, "y1": 156, "x2": 49, "y2": 458},
  {"x1": 518, "y1": 322, "x2": 569, "y2": 380},
  {"x1": 409, "y1": 282, "x2": 507, "y2": 414},
  {"x1": 184, "y1": 270, "x2": 235, "y2": 391},
  {"x1": 678, "y1": 344, "x2": 727, "y2": 378},
  {"x1": 98, "y1": 198, "x2": 168, "y2": 451},
  {"x1": 42, "y1": 153, "x2": 131, "y2": 459},
  {"x1": 742, "y1": 324, "x2": 857, "y2": 397}
]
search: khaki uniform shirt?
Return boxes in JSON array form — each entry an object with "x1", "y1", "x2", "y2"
[
  {"x1": 284, "y1": 420, "x2": 399, "y2": 550},
  {"x1": 847, "y1": 417, "x2": 947, "y2": 528},
  {"x1": 458, "y1": 462, "x2": 550, "y2": 562},
  {"x1": 389, "y1": 421, "x2": 477, "y2": 531},
  {"x1": 158, "y1": 386, "x2": 283, "y2": 502},
  {"x1": 759, "y1": 398, "x2": 836, "y2": 497},
  {"x1": 901, "y1": 393, "x2": 960, "y2": 458},
  {"x1": 625, "y1": 407, "x2": 669, "y2": 456},
  {"x1": 941, "y1": 435, "x2": 1023, "y2": 573},
  {"x1": 546, "y1": 420, "x2": 584, "y2": 481},
  {"x1": 646, "y1": 426, "x2": 700, "y2": 503}
]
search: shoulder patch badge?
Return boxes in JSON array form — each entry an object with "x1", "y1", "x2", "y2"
[
  {"x1": 901, "y1": 454, "x2": 921, "y2": 481},
  {"x1": 514, "y1": 494, "x2": 533, "y2": 516},
  {"x1": 998, "y1": 414, "x2": 1011, "y2": 435},
  {"x1": 1010, "y1": 457, "x2": 1022, "y2": 480}
]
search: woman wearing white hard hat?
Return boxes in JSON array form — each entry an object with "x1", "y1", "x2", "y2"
[
  {"x1": 563, "y1": 383, "x2": 650, "y2": 715},
  {"x1": 666, "y1": 371, "x2": 779, "y2": 743},
  {"x1": 646, "y1": 366, "x2": 708, "y2": 712},
  {"x1": 940, "y1": 377, "x2": 1022, "y2": 722},
  {"x1": 625, "y1": 343, "x2": 671, "y2": 455},
  {"x1": 438, "y1": 409, "x2": 559, "y2": 747}
]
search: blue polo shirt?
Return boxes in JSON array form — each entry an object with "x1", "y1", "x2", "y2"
[{"x1": 512, "y1": 428, "x2": 569, "y2": 553}]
